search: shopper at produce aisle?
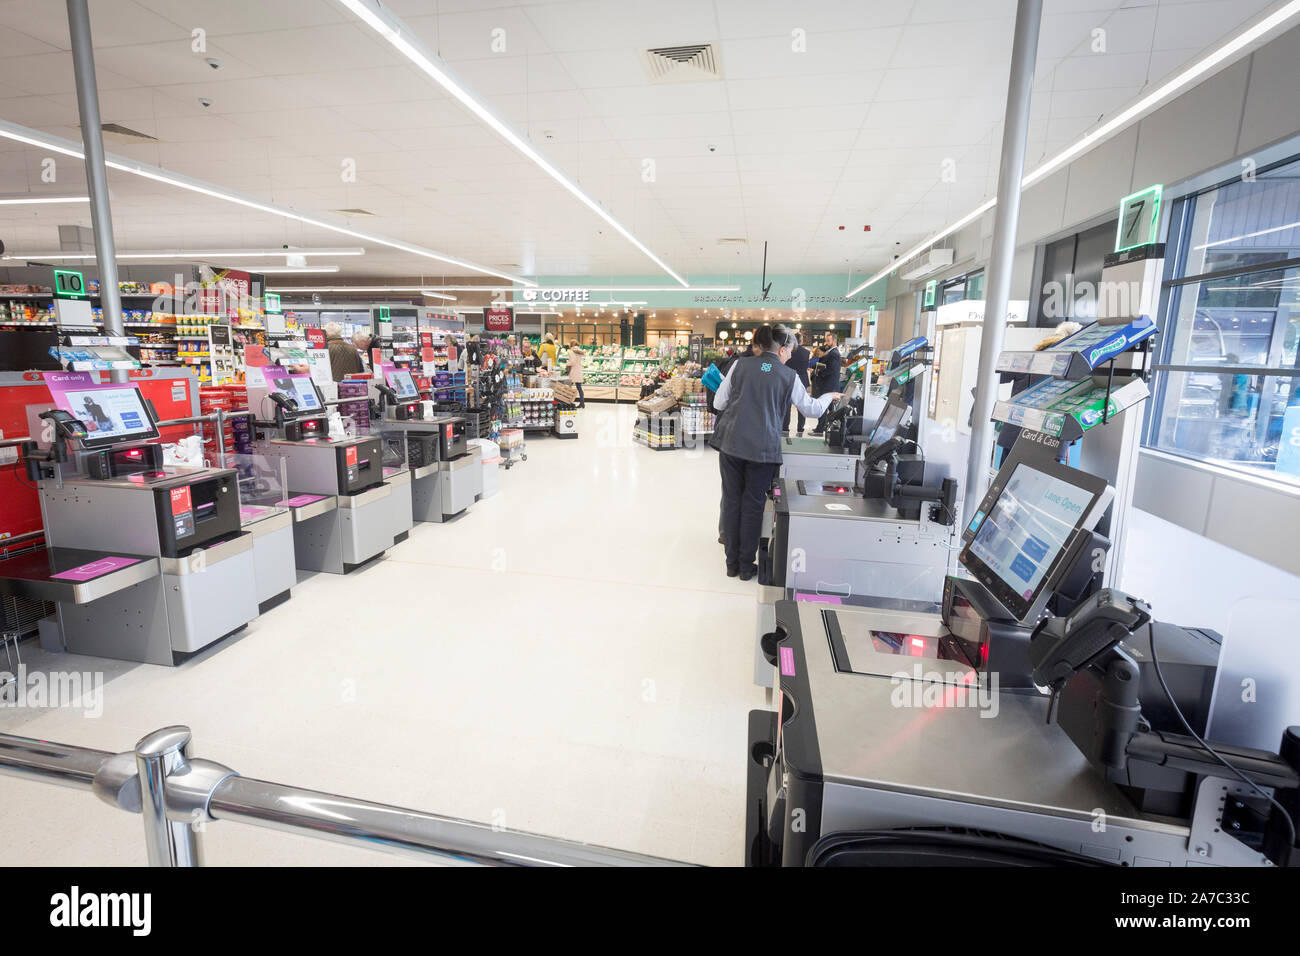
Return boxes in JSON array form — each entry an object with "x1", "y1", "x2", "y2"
[
  {"x1": 810, "y1": 332, "x2": 843, "y2": 435},
  {"x1": 538, "y1": 332, "x2": 558, "y2": 369},
  {"x1": 327, "y1": 322, "x2": 361, "y2": 381},
  {"x1": 567, "y1": 343, "x2": 585, "y2": 407},
  {"x1": 783, "y1": 330, "x2": 812, "y2": 436},
  {"x1": 711, "y1": 325, "x2": 842, "y2": 580}
]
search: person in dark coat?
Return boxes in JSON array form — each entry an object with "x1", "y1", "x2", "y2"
[
  {"x1": 782, "y1": 330, "x2": 812, "y2": 435},
  {"x1": 326, "y1": 322, "x2": 361, "y2": 381},
  {"x1": 810, "y1": 332, "x2": 843, "y2": 434}
]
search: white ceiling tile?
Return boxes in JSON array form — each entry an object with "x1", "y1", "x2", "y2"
[{"x1": 0, "y1": 0, "x2": 1280, "y2": 278}]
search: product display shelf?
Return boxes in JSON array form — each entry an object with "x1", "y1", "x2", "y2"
[
  {"x1": 677, "y1": 397, "x2": 715, "y2": 437},
  {"x1": 633, "y1": 410, "x2": 681, "y2": 450},
  {"x1": 505, "y1": 386, "x2": 556, "y2": 430}
]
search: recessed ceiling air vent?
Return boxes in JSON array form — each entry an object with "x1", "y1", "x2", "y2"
[
  {"x1": 99, "y1": 123, "x2": 157, "y2": 143},
  {"x1": 716, "y1": 237, "x2": 747, "y2": 245},
  {"x1": 641, "y1": 44, "x2": 721, "y2": 84},
  {"x1": 332, "y1": 208, "x2": 376, "y2": 217}
]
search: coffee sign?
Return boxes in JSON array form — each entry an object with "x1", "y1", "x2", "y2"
[{"x1": 520, "y1": 288, "x2": 590, "y2": 303}]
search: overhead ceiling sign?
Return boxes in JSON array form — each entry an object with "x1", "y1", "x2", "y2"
[
  {"x1": 484, "y1": 306, "x2": 513, "y2": 332},
  {"x1": 521, "y1": 288, "x2": 591, "y2": 302},
  {"x1": 1115, "y1": 184, "x2": 1163, "y2": 253}
]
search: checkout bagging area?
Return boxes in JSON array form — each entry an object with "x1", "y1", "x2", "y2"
[
  {"x1": 0, "y1": 357, "x2": 486, "y2": 669},
  {"x1": 745, "y1": 242, "x2": 1300, "y2": 868}
]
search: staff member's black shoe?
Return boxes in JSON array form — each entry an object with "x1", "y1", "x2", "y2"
[
  {"x1": 739, "y1": 566, "x2": 758, "y2": 581},
  {"x1": 726, "y1": 565, "x2": 740, "y2": 578}
]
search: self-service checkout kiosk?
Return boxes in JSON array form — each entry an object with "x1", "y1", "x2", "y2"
[
  {"x1": 777, "y1": 342, "x2": 890, "y2": 487},
  {"x1": 370, "y1": 364, "x2": 479, "y2": 523},
  {"x1": 0, "y1": 373, "x2": 259, "y2": 664},
  {"x1": 745, "y1": 242, "x2": 1299, "y2": 866},
  {"x1": 754, "y1": 353, "x2": 959, "y2": 688},
  {"x1": 249, "y1": 368, "x2": 394, "y2": 574},
  {"x1": 747, "y1": 440, "x2": 1300, "y2": 867}
]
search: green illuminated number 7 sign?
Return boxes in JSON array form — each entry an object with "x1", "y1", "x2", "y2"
[{"x1": 1115, "y1": 185, "x2": 1162, "y2": 252}]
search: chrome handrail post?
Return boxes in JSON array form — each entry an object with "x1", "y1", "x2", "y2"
[{"x1": 134, "y1": 726, "x2": 201, "y2": 867}]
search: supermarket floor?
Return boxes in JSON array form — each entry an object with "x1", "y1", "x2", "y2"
[{"x1": 0, "y1": 403, "x2": 768, "y2": 866}]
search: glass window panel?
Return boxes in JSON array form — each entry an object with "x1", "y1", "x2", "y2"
[
  {"x1": 1178, "y1": 157, "x2": 1300, "y2": 277},
  {"x1": 1151, "y1": 372, "x2": 1300, "y2": 489}
]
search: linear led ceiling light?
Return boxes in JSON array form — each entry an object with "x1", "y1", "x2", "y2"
[
  {"x1": 3, "y1": 247, "x2": 366, "y2": 261},
  {"x1": 267, "y1": 285, "x2": 457, "y2": 301},
  {"x1": 847, "y1": 0, "x2": 1300, "y2": 298},
  {"x1": 416, "y1": 284, "x2": 743, "y2": 293},
  {"x1": 336, "y1": 0, "x2": 688, "y2": 288},
  {"x1": 0, "y1": 193, "x2": 89, "y2": 205},
  {"x1": 0, "y1": 118, "x2": 533, "y2": 286},
  {"x1": 255, "y1": 266, "x2": 342, "y2": 274}
]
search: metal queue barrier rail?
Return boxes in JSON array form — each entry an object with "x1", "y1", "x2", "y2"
[{"x1": 0, "y1": 726, "x2": 690, "y2": 867}]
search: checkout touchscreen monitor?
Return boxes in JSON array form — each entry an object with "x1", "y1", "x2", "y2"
[
  {"x1": 268, "y1": 373, "x2": 322, "y2": 412},
  {"x1": 958, "y1": 459, "x2": 1111, "y2": 623},
  {"x1": 386, "y1": 368, "x2": 419, "y2": 401},
  {"x1": 57, "y1": 384, "x2": 159, "y2": 449},
  {"x1": 866, "y1": 397, "x2": 907, "y2": 447}
]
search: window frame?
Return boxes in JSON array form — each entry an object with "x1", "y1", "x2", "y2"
[{"x1": 1145, "y1": 154, "x2": 1300, "y2": 491}]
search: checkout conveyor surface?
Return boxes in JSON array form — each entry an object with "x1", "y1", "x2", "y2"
[{"x1": 0, "y1": 546, "x2": 160, "y2": 605}]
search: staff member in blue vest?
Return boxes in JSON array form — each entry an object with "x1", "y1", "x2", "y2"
[{"x1": 713, "y1": 325, "x2": 843, "y2": 580}]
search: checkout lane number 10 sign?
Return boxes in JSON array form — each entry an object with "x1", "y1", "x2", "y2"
[{"x1": 53, "y1": 268, "x2": 88, "y2": 300}]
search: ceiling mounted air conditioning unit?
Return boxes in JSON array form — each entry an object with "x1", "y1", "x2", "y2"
[{"x1": 899, "y1": 248, "x2": 954, "y2": 281}]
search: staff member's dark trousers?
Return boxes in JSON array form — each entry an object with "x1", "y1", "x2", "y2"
[
  {"x1": 814, "y1": 381, "x2": 841, "y2": 433},
  {"x1": 719, "y1": 451, "x2": 777, "y2": 576},
  {"x1": 783, "y1": 404, "x2": 805, "y2": 435}
]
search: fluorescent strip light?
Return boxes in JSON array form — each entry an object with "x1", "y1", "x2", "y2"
[
  {"x1": 0, "y1": 118, "x2": 532, "y2": 286},
  {"x1": 255, "y1": 266, "x2": 341, "y2": 274},
  {"x1": 416, "y1": 285, "x2": 743, "y2": 293},
  {"x1": 0, "y1": 195, "x2": 89, "y2": 205},
  {"x1": 456, "y1": 307, "x2": 562, "y2": 315},
  {"x1": 846, "y1": 200, "x2": 994, "y2": 297},
  {"x1": 4, "y1": 247, "x2": 366, "y2": 260},
  {"x1": 847, "y1": 0, "x2": 1300, "y2": 297},
  {"x1": 268, "y1": 284, "x2": 457, "y2": 298},
  {"x1": 336, "y1": 0, "x2": 687, "y2": 288}
]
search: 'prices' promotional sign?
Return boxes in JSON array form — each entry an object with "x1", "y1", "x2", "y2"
[{"x1": 484, "y1": 307, "x2": 513, "y2": 332}]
